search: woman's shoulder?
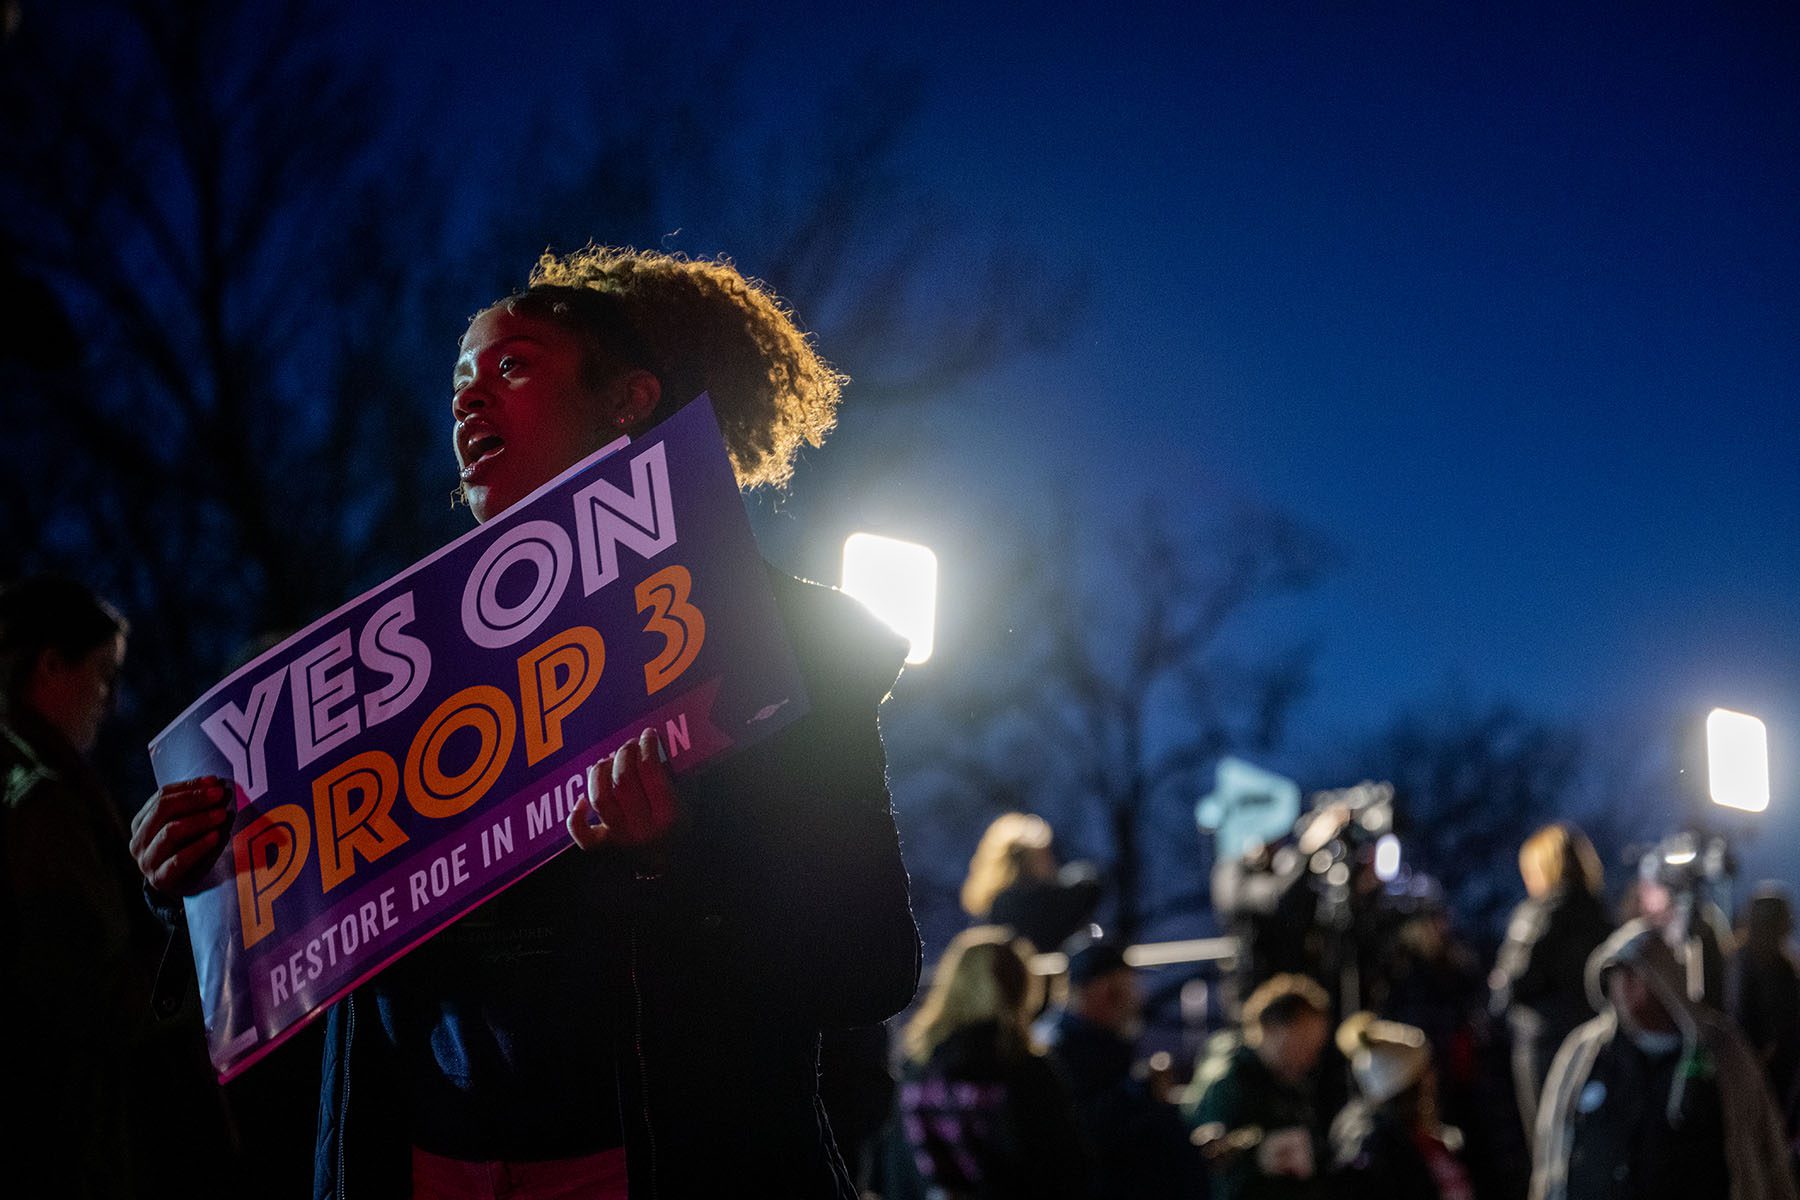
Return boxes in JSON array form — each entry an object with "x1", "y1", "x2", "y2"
[{"x1": 763, "y1": 566, "x2": 908, "y2": 707}]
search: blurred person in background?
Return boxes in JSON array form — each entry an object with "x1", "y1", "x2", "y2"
[
  {"x1": 1532, "y1": 919, "x2": 1795, "y2": 1200},
  {"x1": 1330, "y1": 1013, "x2": 1473, "y2": 1200},
  {"x1": 962, "y1": 812, "x2": 1101, "y2": 954},
  {"x1": 1490, "y1": 822, "x2": 1613, "y2": 1132},
  {"x1": 1041, "y1": 936, "x2": 1207, "y2": 1199},
  {"x1": 1215, "y1": 800, "x2": 1396, "y2": 1021},
  {"x1": 1185, "y1": 973, "x2": 1333, "y2": 1200},
  {"x1": 1629, "y1": 849, "x2": 1733, "y2": 1008},
  {"x1": 1382, "y1": 895, "x2": 1527, "y2": 1199},
  {"x1": 896, "y1": 925, "x2": 1091, "y2": 1200},
  {"x1": 1727, "y1": 885, "x2": 1800, "y2": 1150},
  {"x1": 1383, "y1": 898, "x2": 1485, "y2": 1113},
  {"x1": 0, "y1": 577, "x2": 227, "y2": 1198}
]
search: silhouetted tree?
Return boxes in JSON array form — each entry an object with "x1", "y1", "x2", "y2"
[
  {"x1": 888, "y1": 500, "x2": 1330, "y2": 949},
  {"x1": 3, "y1": 0, "x2": 418, "y2": 691},
  {"x1": 1325, "y1": 698, "x2": 1589, "y2": 943},
  {"x1": 2, "y1": 0, "x2": 1081, "y2": 807}
]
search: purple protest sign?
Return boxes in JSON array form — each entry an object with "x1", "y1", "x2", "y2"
[{"x1": 149, "y1": 396, "x2": 808, "y2": 1080}]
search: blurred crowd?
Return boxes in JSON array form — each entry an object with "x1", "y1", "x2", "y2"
[{"x1": 873, "y1": 812, "x2": 1800, "y2": 1200}]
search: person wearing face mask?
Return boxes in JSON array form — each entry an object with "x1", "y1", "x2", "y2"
[
  {"x1": 131, "y1": 246, "x2": 922, "y2": 1200},
  {"x1": 1532, "y1": 919, "x2": 1796, "y2": 1200}
]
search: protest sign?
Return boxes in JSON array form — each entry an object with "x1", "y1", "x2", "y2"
[{"x1": 149, "y1": 396, "x2": 809, "y2": 1080}]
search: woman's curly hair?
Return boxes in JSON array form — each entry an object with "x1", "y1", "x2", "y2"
[{"x1": 491, "y1": 245, "x2": 846, "y2": 491}]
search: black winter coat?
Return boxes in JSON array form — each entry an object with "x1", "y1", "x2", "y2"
[
  {"x1": 1490, "y1": 886, "x2": 1612, "y2": 1109},
  {"x1": 896, "y1": 1020, "x2": 1091, "y2": 1200},
  {"x1": 2, "y1": 711, "x2": 160, "y2": 1198},
  {"x1": 311, "y1": 570, "x2": 922, "y2": 1199}
]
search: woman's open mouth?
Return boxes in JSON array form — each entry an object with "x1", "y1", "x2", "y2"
[{"x1": 459, "y1": 429, "x2": 507, "y2": 482}]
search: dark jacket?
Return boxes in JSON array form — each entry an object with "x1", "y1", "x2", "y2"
[
  {"x1": 896, "y1": 1020, "x2": 1091, "y2": 1200},
  {"x1": 1726, "y1": 943, "x2": 1800, "y2": 1113},
  {"x1": 312, "y1": 571, "x2": 921, "y2": 1198},
  {"x1": 989, "y1": 865, "x2": 1101, "y2": 954},
  {"x1": 1044, "y1": 1010, "x2": 1205, "y2": 1200},
  {"x1": 1185, "y1": 1039, "x2": 1326, "y2": 1200},
  {"x1": 1211, "y1": 848, "x2": 1319, "y2": 1012},
  {"x1": 1533, "y1": 920, "x2": 1795, "y2": 1200},
  {"x1": 1490, "y1": 885, "x2": 1612, "y2": 1119},
  {"x1": 2, "y1": 710, "x2": 167, "y2": 1198}
]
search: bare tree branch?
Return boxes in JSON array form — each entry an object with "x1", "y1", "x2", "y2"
[{"x1": 887, "y1": 499, "x2": 1327, "y2": 944}]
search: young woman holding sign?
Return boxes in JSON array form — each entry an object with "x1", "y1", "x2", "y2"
[{"x1": 134, "y1": 247, "x2": 922, "y2": 1199}]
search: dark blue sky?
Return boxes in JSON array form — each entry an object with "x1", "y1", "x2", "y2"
[{"x1": 352, "y1": 2, "x2": 1798, "y2": 871}]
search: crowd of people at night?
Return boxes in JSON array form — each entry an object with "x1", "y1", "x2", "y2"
[
  {"x1": 4, "y1": 246, "x2": 1797, "y2": 1200},
  {"x1": 879, "y1": 811, "x2": 1800, "y2": 1200}
]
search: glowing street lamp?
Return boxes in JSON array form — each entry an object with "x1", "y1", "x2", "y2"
[
  {"x1": 1706, "y1": 707, "x2": 1770, "y2": 813},
  {"x1": 841, "y1": 533, "x2": 937, "y2": 665}
]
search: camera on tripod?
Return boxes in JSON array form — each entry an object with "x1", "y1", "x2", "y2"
[
  {"x1": 1297, "y1": 781, "x2": 1396, "y2": 883},
  {"x1": 1641, "y1": 829, "x2": 1731, "y2": 895}
]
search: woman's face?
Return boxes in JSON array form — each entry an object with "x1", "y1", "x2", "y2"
[
  {"x1": 453, "y1": 307, "x2": 610, "y2": 523},
  {"x1": 30, "y1": 632, "x2": 125, "y2": 752}
]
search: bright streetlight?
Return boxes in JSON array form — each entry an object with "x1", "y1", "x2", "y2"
[
  {"x1": 1706, "y1": 707, "x2": 1770, "y2": 813},
  {"x1": 841, "y1": 533, "x2": 938, "y2": 665}
]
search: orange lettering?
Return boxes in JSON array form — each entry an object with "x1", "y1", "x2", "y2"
[
  {"x1": 404, "y1": 685, "x2": 517, "y2": 820},
  {"x1": 517, "y1": 626, "x2": 605, "y2": 766},
  {"x1": 636, "y1": 565, "x2": 705, "y2": 696},
  {"x1": 232, "y1": 804, "x2": 312, "y2": 950},
  {"x1": 313, "y1": 750, "x2": 408, "y2": 894}
]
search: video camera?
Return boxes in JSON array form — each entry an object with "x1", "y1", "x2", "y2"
[
  {"x1": 1297, "y1": 781, "x2": 1396, "y2": 876},
  {"x1": 1296, "y1": 781, "x2": 1401, "y2": 1014},
  {"x1": 1637, "y1": 829, "x2": 1735, "y2": 1005},
  {"x1": 1641, "y1": 829, "x2": 1732, "y2": 894}
]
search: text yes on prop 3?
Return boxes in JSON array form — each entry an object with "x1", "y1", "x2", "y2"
[{"x1": 201, "y1": 442, "x2": 704, "y2": 949}]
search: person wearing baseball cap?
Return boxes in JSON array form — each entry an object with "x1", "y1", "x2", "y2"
[{"x1": 1043, "y1": 937, "x2": 1204, "y2": 1199}]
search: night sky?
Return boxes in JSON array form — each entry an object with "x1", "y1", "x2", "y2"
[{"x1": 345, "y1": 2, "x2": 1800, "y2": 878}]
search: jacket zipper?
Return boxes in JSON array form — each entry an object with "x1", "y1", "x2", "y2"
[
  {"x1": 337, "y1": 994, "x2": 355, "y2": 1199},
  {"x1": 631, "y1": 925, "x2": 659, "y2": 1198}
]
